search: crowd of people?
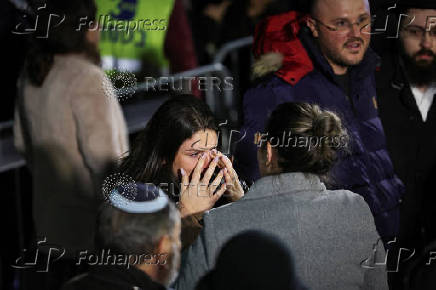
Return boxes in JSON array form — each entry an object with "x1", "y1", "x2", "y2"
[{"x1": 3, "y1": 0, "x2": 436, "y2": 289}]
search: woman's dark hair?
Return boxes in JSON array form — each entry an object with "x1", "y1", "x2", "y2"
[
  {"x1": 261, "y1": 102, "x2": 348, "y2": 175},
  {"x1": 25, "y1": 0, "x2": 98, "y2": 86},
  {"x1": 118, "y1": 95, "x2": 218, "y2": 200}
]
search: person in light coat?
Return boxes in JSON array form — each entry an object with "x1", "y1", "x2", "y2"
[{"x1": 13, "y1": 0, "x2": 128, "y2": 263}]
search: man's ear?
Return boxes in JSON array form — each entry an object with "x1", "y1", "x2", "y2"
[
  {"x1": 156, "y1": 235, "x2": 172, "y2": 256},
  {"x1": 155, "y1": 235, "x2": 172, "y2": 254},
  {"x1": 306, "y1": 17, "x2": 319, "y2": 38}
]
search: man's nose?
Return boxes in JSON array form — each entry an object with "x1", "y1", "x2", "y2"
[
  {"x1": 349, "y1": 23, "x2": 362, "y2": 37},
  {"x1": 421, "y1": 32, "x2": 433, "y2": 49}
]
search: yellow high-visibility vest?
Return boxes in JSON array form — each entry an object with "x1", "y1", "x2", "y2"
[{"x1": 96, "y1": 0, "x2": 174, "y2": 72}]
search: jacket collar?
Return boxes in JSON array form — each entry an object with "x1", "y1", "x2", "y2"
[
  {"x1": 377, "y1": 52, "x2": 420, "y2": 111},
  {"x1": 299, "y1": 26, "x2": 380, "y2": 82},
  {"x1": 377, "y1": 52, "x2": 408, "y2": 90},
  {"x1": 244, "y1": 172, "x2": 326, "y2": 200}
]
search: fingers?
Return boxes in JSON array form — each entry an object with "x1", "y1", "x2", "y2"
[
  {"x1": 220, "y1": 155, "x2": 239, "y2": 184},
  {"x1": 211, "y1": 150, "x2": 225, "y2": 167},
  {"x1": 191, "y1": 153, "x2": 206, "y2": 185},
  {"x1": 202, "y1": 155, "x2": 220, "y2": 184},
  {"x1": 211, "y1": 152, "x2": 240, "y2": 186},
  {"x1": 223, "y1": 168, "x2": 232, "y2": 186},
  {"x1": 212, "y1": 183, "x2": 227, "y2": 203},
  {"x1": 209, "y1": 168, "x2": 224, "y2": 193},
  {"x1": 180, "y1": 168, "x2": 189, "y2": 193},
  {"x1": 219, "y1": 154, "x2": 233, "y2": 171}
]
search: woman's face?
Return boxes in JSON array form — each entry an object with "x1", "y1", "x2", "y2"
[{"x1": 172, "y1": 129, "x2": 218, "y2": 178}]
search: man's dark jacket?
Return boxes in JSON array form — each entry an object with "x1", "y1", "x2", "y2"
[
  {"x1": 233, "y1": 11, "x2": 404, "y2": 240},
  {"x1": 376, "y1": 53, "x2": 436, "y2": 246}
]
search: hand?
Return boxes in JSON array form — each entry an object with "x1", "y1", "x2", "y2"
[
  {"x1": 212, "y1": 150, "x2": 244, "y2": 202},
  {"x1": 178, "y1": 153, "x2": 227, "y2": 218}
]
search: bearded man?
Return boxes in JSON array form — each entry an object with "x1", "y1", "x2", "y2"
[{"x1": 376, "y1": 0, "x2": 436, "y2": 263}]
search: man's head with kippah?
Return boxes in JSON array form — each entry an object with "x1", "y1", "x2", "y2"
[{"x1": 98, "y1": 183, "x2": 181, "y2": 287}]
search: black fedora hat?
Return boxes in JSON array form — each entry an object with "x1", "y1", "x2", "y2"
[
  {"x1": 395, "y1": 0, "x2": 436, "y2": 11},
  {"x1": 375, "y1": 0, "x2": 436, "y2": 17}
]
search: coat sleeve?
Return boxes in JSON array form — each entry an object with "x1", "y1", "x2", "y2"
[
  {"x1": 359, "y1": 200, "x2": 389, "y2": 290},
  {"x1": 362, "y1": 238, "x2": 389, "y2": 290},
  {"x1": 175, "y1": 212, "x2": 218, "y2": 290},
  {"x1": 181, "y1": 212, "x2": 204, "y2": 250},
  {"x1": 70, "y1": 68, "x2": 129, "y2": 196}
]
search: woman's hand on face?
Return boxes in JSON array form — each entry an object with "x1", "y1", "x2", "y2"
[
  {"x1": 178, "y1": 153, "x2": 227, "y2": 218},
  {"x1": 213, "y1": 150, "x2": 245, "y2": 202}
]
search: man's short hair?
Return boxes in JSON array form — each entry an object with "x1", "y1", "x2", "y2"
[{"x1": 97, "y1": 184, "x2": 179, "y2": 255}]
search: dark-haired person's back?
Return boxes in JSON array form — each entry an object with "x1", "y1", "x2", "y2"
[
  {"x1": 15, "y1": 54, "x2": 128, "y2": 252},
  {"x1": 13, "y1": 1, "x2": 129, "y2": 288}
]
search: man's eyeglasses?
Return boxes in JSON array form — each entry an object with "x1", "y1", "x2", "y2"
[
  {"x1": 312, "y1": 16, "x2": 372, "y2": 35},
  {"x1": 402, "y1": 25, "x2": 436, "y2": 39}
]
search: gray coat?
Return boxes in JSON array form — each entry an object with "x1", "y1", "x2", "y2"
[{"x1": 175, "y1": 172, "x2": 388, "y2": 290}]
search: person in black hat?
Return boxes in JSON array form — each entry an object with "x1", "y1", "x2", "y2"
[
  {"x1": 62, "y1": 183, "x2": 181, "y2": 290},
  {"x1": 375, "y1": 0, "x2": 436, "y2": 288}
]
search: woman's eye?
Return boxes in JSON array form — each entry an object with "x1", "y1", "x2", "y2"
[
  {"x1": 409, "y1": 28, "x2": 420, "y2": 35},
  {"x1": 190, "y1": 152, "x2": 200, "y2": 157}
]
